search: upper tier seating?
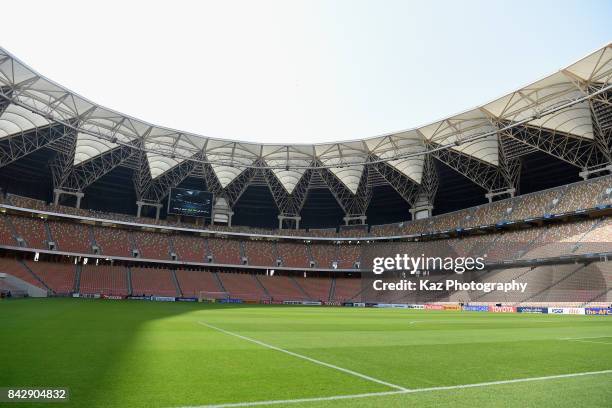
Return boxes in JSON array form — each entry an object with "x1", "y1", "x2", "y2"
[
  {"x1": 310, "y1": 243, "x2": 337, "y2": 268},
  {"x1": 208, "y1": 237, "x2": 242, "y2": 265},
  {"x1": 553, "y1": 175, "x2": 612, "y2": 214},
  {"x1": 244, "y1": 240, "x2": 277, "y2": 266},
  {"x1": 336, "y1": 244, "x2": 361, "y2": 269},
  {"x1": 7, "y1": 194, "x2": 47, "y2": 211},
  {"x1": 132, "y1": 231, "x2": 170, "y2": 259},
  {"x1": 277, "y1": 242, "x2": 310, "y2": 268},
  {"x1": 0, "y1": 215, "x2": 17, "y2": 246},
  {"x1": 93, "y1": 226, "x2": 133, "y2": 257},
  {"x1": 2, "y1": 174, "x2": 610, "y2": 239},
  {"x1": 48, "y1": 220, "x2": 92, "y2": 253},
  {"x1": 9, "y1": 215, "x2": 47, "y2": 249},
  {"x1": 172, "y1": 235, "x2": 207, "y2": 262}
]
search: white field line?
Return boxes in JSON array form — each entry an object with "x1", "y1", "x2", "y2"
[
  {"x1": 559, "y1": 336, "x2": 612, "y2": 345},
  {"x1": 178, "y1": 369, "x2": 612, "y2": 408},
  {"x1": 560, "y1": 336, "x2": 612, "y2": 340},
  {"x1": 197, "y1": 322, "x2": 407, "y2": 391},
  {"x1": 563, "y1": 339, "x2": 612, "y2": 345}
]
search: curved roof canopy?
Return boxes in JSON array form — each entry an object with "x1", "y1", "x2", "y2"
[{"x1": 0, "y1": 44, "x2": 611, "y2": 193}]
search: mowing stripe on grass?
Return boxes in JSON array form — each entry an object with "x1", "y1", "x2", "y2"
[
  {"x1": 180, "y1": 369, "x2": 612, "y2": 408},
  {"x1": 197, "y1": 322, "x2": 408, "y2": 391}
]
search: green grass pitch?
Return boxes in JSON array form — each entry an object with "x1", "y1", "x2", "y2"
[{"x1": 1, "y1": 298, "x2": 612, "y2": 407}]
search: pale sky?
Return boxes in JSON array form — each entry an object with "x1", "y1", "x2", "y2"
[{"x1": 2, "y1": 0, "x2": 611, "y2": 144}]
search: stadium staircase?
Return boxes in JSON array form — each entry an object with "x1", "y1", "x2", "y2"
[
  {"x1": 480, "y1": 234, "x2": 501, "y2": 257},
  {"x1": 43, "y1": 220, "x2": 55, "y2": 249},
  {"x1": 4, "y1": 215, "x2": 21, "y2": 246},
  {"x1": 128, "y1": 233, "x2": 139, "y2": 257},
  {"x1": 253, "y1": 275, "x2": 271, "y2": 299},
  {"x1": 470, "y1": 266, "x2": 536, "y2": 302},
  {"x1": 517, "y1": 227, "x2": 550, "y2": 259},
  {"x1": 171, "y1": 269, "x2": 182, "y2": 297},
  {"x1": 328, "y1": 277, "x2": 336, "y2": 301},
  {"x1": 239, "y1": 241, "x2": 247, "y2": 262},
  {"x1": 213, "y1": 272, "x2": 227, "y2": 292},
  {"x1": 581, "y1": 287, "x2": 612, "y2": 307},
  {"x1": 87, "y1": 225, "x2": 97, "y2": 249},
  {"x1": 289, "y1": 275, "x2": 311, "y2": 300},
  {"x1": 19, "y1": 260, "x2": 52, "y2": 294},
  {"x1": 203, "y1": 238, "x2": 213, "y2": 262},
  {"x1": 546, "y1": 185, "x2": 569, "y2": 214},
  {"x1": 306, "y1": 244, "x2": 315, "y2": 266},
  {"x1": 513, "y1": 264, "x2": 586, "y2": 306},
  {"x1": 74, "y1": 264, "x2": 82, "y2": 293},
  {"x1": 573, "y1": 218, "x2": 606, "y2": 253},
  {"x1": 126, "y1": 267, "x2": 133, "y2": 295},
  {"x1": 271, "y1": 241, "x2": 280, "y2": 263},
  {"x1": 168, "y1": 235, "x2": 176, "y2": 256}
]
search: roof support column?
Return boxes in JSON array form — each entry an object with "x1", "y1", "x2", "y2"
[
  {"x1": 136, "y1": 200, "x2": 163, "y2": 220},
  {"x1": 278, "y1": 215, "x2": 301, "y2": 230},
  {"x1": 411, "y1": 154, "x2": 438, "y2": 219},
  {"x1": 53, "y1": 189, "x2": 84, "y2": 208}
]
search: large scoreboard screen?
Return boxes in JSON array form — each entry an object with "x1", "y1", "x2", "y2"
[{"x1": 167, "y1": 188, "x2": 213, "y2": 217}]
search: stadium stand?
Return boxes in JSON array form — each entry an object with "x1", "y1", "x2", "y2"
[
  {"x1": 48, "y1": 220, "x2": 92, "y2": 253},
  {"x1": 8, "y1": 215, "x2": 48, "y2": 249},
  {"x1": 336, "y1": 244, "x2": 361, "y2": 269},
  {"x1": 0, "y1": 214, "x2": 17, "y2": 246},
  {"x1": 277, "y1": 242, "x2": 311, "y2": 268},
  {"x1": 171, "y1": 235, "x2": 207, "y2": 262},
  {"x1": 0, "y1": 258, "x2": 47, "y2": 290},
  {"x1": 24, "y1": 260, "x2": 75, "y2": 294},
  {"x1": 132, "y1": 231, "x2": 171, "y2": 260},
  {"x1": 332, "y1": 277, "x2": 362, "y2": 302},
  {"x1": 257, "y1": 275, "x2": 308, "y2": 301},
  {"x1": 92, "y1": 226, "x2": 133, "y2": 257},
  {"x1": 244, "y1": 239, "x2": 277, "y2": 266},
  {"x1": 553, "y1": 175, "x2": 612, "y2": 214},
  {"x1": 208, "y1": 237, "x2": 242, "y2": 265},
  {"x1": 293, "y1": 276, "x2": 332, "y2": 301},
  {"x1": 217, "y1": 272, "x2": 267, "y2": 301},
  {"x1": 175, "y1": 269, "x2": 222, "y2": 298},
  {"x1": 310, "y1": 243, "x2": 337, "y2": 268},
  {"x1": 130, "y1": 267, "x2": 178, "y2": 297},
  {"x1": 79, "y1": 264, "x2": 129, "y2": 296}
]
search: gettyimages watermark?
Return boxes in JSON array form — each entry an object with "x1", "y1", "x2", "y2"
[
  {"x1": 369, "y1": 253, "x2": 527, "y2": 294},
  {"x1": 372, "y1": 254, "x2": 486, "y2": 275}
]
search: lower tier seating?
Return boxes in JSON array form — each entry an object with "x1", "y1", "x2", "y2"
[
  {"x1": 24, "y1": 261, "x2": 75, "y2": 294},
  {"x1": 130, "y1": 267, "x2": 177, "y2": 297},
  {"x1": 80, "y1": 265, "x2": 129, "y2": 296},
  {"x1": 175, "y1": 270, "x2": 222, "y2": 297}
]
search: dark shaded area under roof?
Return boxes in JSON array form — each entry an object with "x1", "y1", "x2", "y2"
[{"x1": 0, "y1": 145, "x2": 585, "y2": 229}]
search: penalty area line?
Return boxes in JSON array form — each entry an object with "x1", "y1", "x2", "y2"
[
  {"x1": 178, "y1": 369, "x2": 612, "y2": 408},
  {"x1": 197, "y1": 321, "x2": 408, "y2": 391}
]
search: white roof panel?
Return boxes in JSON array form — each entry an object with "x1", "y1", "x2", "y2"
[
  {"x1": 74, "y1": 132, "x2": 119, "y2": 165},
  {"x1": 0, "y1": 44, "x2": 608, "y2": 178},
  {"x1": 0, "y1": 103, "x2": 50, "y2": 139}
]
